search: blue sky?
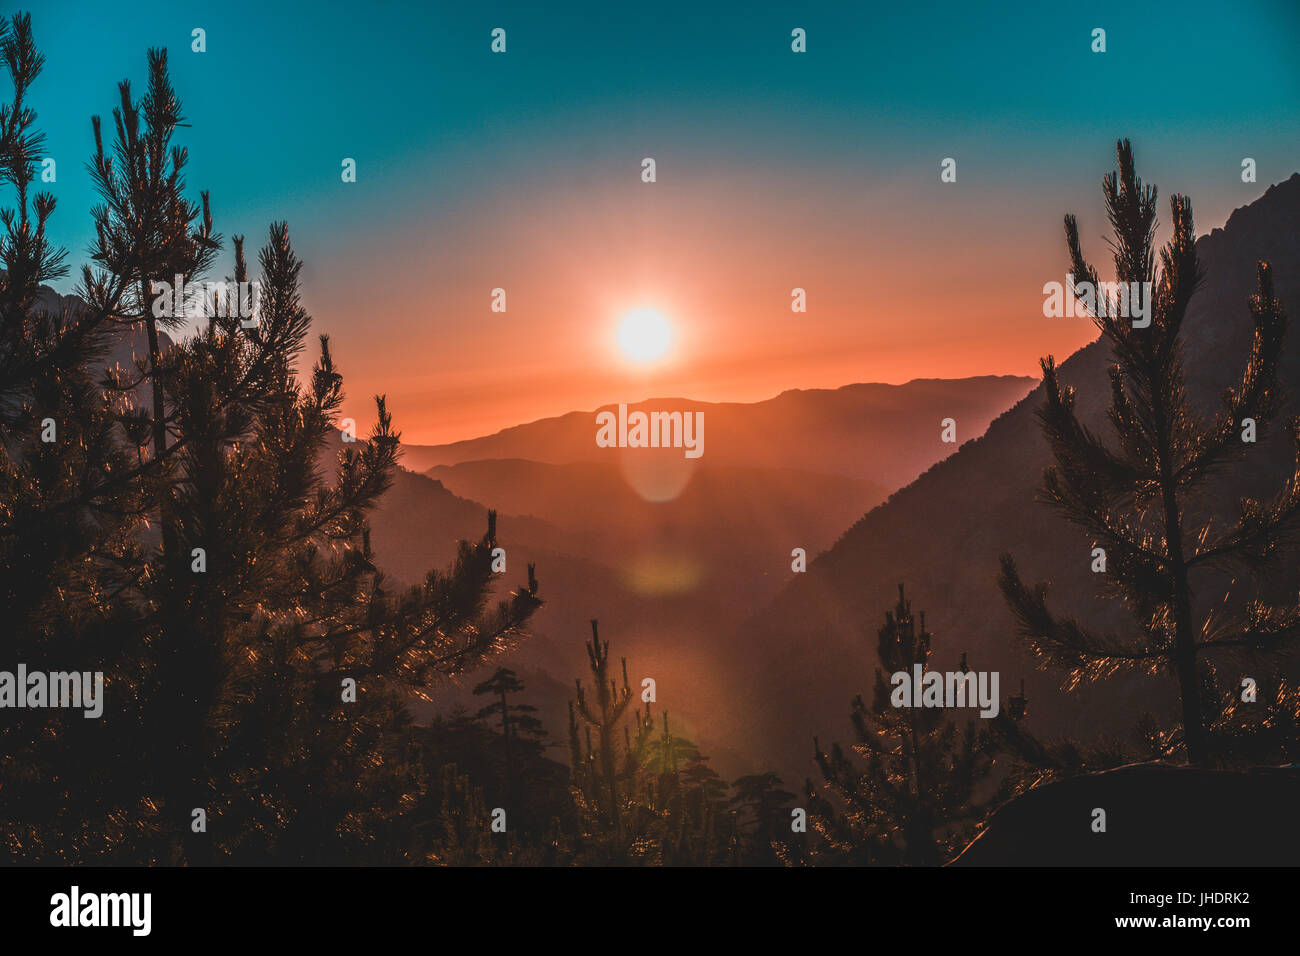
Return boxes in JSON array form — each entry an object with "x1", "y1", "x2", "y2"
[
  {"x1": 33, "y1": 0, "x2": 1300, "y2": 271},
  {"x1": 24, "y1": 0, "x2": 1300, "y2": 441}
]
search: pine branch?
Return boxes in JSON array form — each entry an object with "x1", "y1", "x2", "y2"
[{"x1": 998, "y1": 554, "x2": 1163, "y2": 684}]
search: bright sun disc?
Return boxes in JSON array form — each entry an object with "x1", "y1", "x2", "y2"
[{"x1": 616, "y1": 308, "x2": 673, "y2": 364}]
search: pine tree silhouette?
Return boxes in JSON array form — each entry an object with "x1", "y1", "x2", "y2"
[
  {"x1": 569, "y1": 620, "x2": 635, "y2": 839},
  {"x1": 0, "y1": 11, "x2": 156, "y2": 864},
  {"x1": 566, "y1": 621, "x2": 739, "y2": 864},
  {"x1": 473, "y1": 666, "x2": 547, "y2": 812},
  {"x1": 730, "y1": 772, "x2": 796, "y2": 865},
  {"x1": 0, "y1": 27, "x2": 542, "y2": 864},
  {"x1": 999, "y1": 139, "x2": 1299, "y2": 766},
  {"x1": 634, "y1": 709, "x2": 732, "y2": 865},
  {"x1": 813, "y1": 585, "x2": 999, "y2": 865}
]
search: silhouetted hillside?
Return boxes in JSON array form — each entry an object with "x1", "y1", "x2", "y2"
[
  {"x1": 364, "y1": 460, "x2": 755, "y2": 773},
  {"x1": 373, "y1": 381, "x2": 1034, "y2": 777},
  {"x1": 425, "y1": 458, "x2": 888, "y2": 608},
  {"x1": 739, "y1": 174, "x2": 1300, "y2": 781}
]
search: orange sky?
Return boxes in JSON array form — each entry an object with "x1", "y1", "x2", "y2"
[{"x1": 302, "y1": 167, "x2": 1108, "y2": 446}]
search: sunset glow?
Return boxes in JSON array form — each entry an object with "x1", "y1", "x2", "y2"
[{"x1": 35, "y1": 2, "x2": 1300, "y2": 447}]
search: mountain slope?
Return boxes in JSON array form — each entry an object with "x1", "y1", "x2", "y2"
[
  {"x1": 425, "y1": 458, "x2": 889, "y2": 609},
  {"x1": 736, "y1": 174, "x2": 1300, "y2": 780},
  {"x1": 374, "y1": 379, "x2": 1039, "y2": 776}
]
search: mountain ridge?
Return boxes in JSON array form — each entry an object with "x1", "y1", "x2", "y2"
[
  {"x1": 399, "y1": 374, "x2": 1039, "y2": 491},
  {"x1": 732, "y1": 171, "x2": 1300, "y2": 780}
]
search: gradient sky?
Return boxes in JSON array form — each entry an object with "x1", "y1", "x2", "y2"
[{"x1": 32, "y1": 0, "x2": 1300, "y2": 443}]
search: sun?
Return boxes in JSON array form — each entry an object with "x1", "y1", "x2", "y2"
[{"x1": 616, "y1": 308, "x2": 674, "y2": 365}]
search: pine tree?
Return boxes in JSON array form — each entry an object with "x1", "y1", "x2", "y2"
[
  {"x1": 634, "y1": 709, "x2": 732, "y2": 865},
  {"x1": 566, "y1": 621, "x2": 738, "y2": 864},
  {"x1": 730, "y1": 772, "x2": 796, "y2": 865},
  {"x1": 0, "y1": 10, "x2": 154, "y2": 865},
  {"x1": 999, "y1": 139, "x2": 1299, "y2": 766},
  {"x1": 813, "y1": 585, "x2": 999, "y2": 865},
  {"x1": 0, "y1": 29, "x2": 543, "y2": 863},
  {"x1": 426, "y1": 763, "x2": 498, "y2": 866},
  {"x1": 568, "y1": 620, "x2": 635, "y2": 842},
  {"x1": 986, "y1": 681, "x2": 1131, "y2": 795},
  {"x1": 473, "y1": 665, "x2": 549, "y2": 814}
]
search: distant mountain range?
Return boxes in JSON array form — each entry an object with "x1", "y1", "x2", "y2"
[{"x1": 400, "y1": 377, "x2": 1038, "y2": 489}]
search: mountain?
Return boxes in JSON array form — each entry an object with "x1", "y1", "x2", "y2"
[
  {"x1": 424, "y1": 458, "x2": 888, "y2": 609},
  {"x1": 734, "y1": 174, "x2": 1300, "y2": 781},
  {"x1": 400, "y1": 376, "x2": 1037, "y2": 489},
  {"x1": 364, "y1": 463, "x2": 564, "y2": 583},
  {"x1": 367, "y1": 377, "x2": 1036, "y2": 777},
  {"x1": 365, "y1": 462, "x2": 761, "y2": 771}
]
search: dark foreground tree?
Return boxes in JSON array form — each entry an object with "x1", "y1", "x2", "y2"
[
  {"x1": 566, "y1": 620, "x2": 743, "y2": 864},
  {"x1": 999, "y1": 139, "x2": 1299, "y2": 765},
  {"x1": 729, "y1": 772, "x2": 797, "y2": 865},
  {"x1": 813, "y1": 585, "x2": 1000, "y2": 865},
  {"x1": 470, "y1": 665, "x2": 568, "y2": 833},
  {"x1": 0, "y1": 21, "x2": 541, "y2": 863}
]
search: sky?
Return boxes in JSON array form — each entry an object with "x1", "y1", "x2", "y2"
[{"x1": 30, "y1": 0, "x2": 1300, "y2": 444}]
